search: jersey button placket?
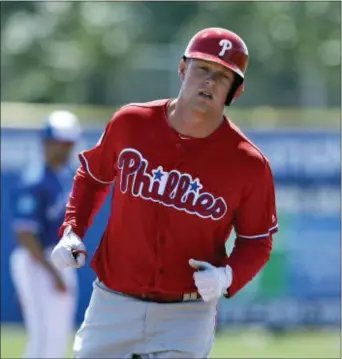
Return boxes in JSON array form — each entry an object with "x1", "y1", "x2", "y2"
[
  {"x1": 158, "y1": 236, "x2": 165, "y2": 275},
  {"x1": 173, "y1": 141, "x2": 188, "y2": 166},
  {"x1": 155, "y1": 235, "x2": 165, "y2": 284}
]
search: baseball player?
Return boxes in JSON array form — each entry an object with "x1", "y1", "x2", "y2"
[
  {"x1": 51, "y1": 27, "x2": 278, "y2": 358},
  {"x1": 10, "y1": 111, "x2": 82, "y2": 358}
]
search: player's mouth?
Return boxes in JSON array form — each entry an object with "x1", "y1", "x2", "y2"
[{"x1": 198, "y1": 91, "x2": 213, "y2": 100}]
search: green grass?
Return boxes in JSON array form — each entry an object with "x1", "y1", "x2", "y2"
[{"x1": 1, "y1": 325, "x2": 340, "y2": 358}]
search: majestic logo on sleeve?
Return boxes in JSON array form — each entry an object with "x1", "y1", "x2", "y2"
[{"x1": 118, "y1": 148, "x2": 227, "y2": 220}]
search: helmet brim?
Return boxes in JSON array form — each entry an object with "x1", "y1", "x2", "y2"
[{"x1": 185, "y1": 51, "x2": 244, "y2": 79}]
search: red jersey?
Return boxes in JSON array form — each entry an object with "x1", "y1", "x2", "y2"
[{"x1": 60, "y1": 99, "x2": 278, "y2": 297}]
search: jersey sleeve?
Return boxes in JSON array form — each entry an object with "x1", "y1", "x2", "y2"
[
  {"x1": 59, "y1": 112, "x2": 120, "y2": 239},
  {"x1": 12, "y1": 182, "x2": 42, "y2": 234},
  {"x1": 234, "y1": 159, "x2": 278, "y2": 239},
  {"x1": 78, "y1": 116, "x2": 117, "y2": 184},
  {"x1": 222, "y1": 158, "x2": 278, "y2": 298}
]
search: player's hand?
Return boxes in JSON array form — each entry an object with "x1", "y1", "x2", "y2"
[
  {"x1": 51, "y1": 226, "x2": 87, "y2": 269},
  {"x1": 189, "y1": 259, "x2": 233, "y2": 302}
]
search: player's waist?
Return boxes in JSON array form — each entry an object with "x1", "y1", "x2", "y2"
[
  {"x1": 14, "y1": 244, "x2": 55, "y2": 257},
  {"x1": 96, "y1": 278, "x2": 202, "y2": 304}
]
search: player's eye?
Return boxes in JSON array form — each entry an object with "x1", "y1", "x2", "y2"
[
  {"x1": 199, "y1": 66, "x2": 209, "y2": 72},
  {"x1": 220, "y1": 73, "x2": 232, "y2": 84}
]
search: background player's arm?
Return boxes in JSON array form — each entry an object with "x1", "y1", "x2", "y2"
[
  {"x1": 15, "y1": 231, "x2": 66, "y2": 292},
  {"x1": 58, "y1": 118, "x2": 117, "y2": 239},
  {"x1": 222, "y1": 159, "x2": 278, "y2": 297},
  {"x1": 13, "y1": 187, "x2": 67, "y2": 292}
]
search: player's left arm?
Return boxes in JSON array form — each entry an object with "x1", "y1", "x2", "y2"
[
  {"x1": 222, "y1": 158, "x2": 278, "y2": 298},
  {"x1": 12, "y1": 181, "x2": 45, "y2": 260},
  {"x1": 190, "y1": 158, "x2": 278, "y2": 302},
  {"x1": 12, "y1": 182, "x2": 68, "y2": 290}
]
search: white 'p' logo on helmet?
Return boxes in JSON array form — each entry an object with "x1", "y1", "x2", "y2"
[{"x1": 218, "y1": 39, "x2": 233, "y2": 57}]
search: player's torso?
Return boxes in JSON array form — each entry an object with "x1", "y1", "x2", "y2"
[{"x1": 93, "y1": 101, "x2": 268, "y2": 293}]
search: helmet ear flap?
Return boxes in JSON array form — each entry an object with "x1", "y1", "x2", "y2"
[
  {"x1": 230, "y1": 83, "x2": 244, "y2": 105},
  {"x1": 225, "y1": 76, "x2": 244, "y2": 106}
]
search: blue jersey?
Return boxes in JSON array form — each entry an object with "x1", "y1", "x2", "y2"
[{"x1": 13, "y1": 161, "x2": 74, "y2": 249}]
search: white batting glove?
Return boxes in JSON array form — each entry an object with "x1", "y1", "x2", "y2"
[
  {"x1": 51, "y1": 226, "x2": 87, "y2": 269},
  {"x1": 189, "y1": 259, "x2": 233, "y2": 302}
]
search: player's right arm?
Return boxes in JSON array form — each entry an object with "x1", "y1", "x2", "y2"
[
  {"x1": 52, "y1": 115, "x2": 118, "y2": 269},
  {"x1": 58, "y1": 116, "x2": 117, "y2": 240}
]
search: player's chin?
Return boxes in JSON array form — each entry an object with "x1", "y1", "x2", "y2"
[{"x1": 192, "y1": 99, "x2": 213, "y2": 112}]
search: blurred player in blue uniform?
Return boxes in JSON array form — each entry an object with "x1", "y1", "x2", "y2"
[{"x1": 10, "y1": 111, "x2": 82, "y2": 358}]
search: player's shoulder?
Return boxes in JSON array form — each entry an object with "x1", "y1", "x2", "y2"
[
  {"x1": 123, "y1": 98, "x2": 170, "y2": 110},
  {"x1": 110, "y1": 99, "x2": 169, "y2": 125},
  {"x1": 19, "y1": 161, "x2": 47, "y2": 188},
  {"x1": 227, "y1": 119, "x2": 270, "y2": 169},
  {"x1": 111, "y1": 98, "x2": 169, "y2": 121}
]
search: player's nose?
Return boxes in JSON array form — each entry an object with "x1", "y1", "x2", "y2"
[{"x1": 205, "y1": 75, "x2": 215, "y2": 86}]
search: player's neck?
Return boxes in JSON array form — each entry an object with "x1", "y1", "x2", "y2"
[{"x1": 167, "y1": 98, "x2": 224, "y2": 139}]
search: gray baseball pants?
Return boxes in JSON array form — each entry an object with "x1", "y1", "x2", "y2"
[{"x1": 73, "y1": 279, "x2": 218, "y2": 358}]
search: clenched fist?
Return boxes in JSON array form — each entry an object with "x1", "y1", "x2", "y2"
[{"x1": 51, "y1": 226, "x2": 87, "y2": 269}]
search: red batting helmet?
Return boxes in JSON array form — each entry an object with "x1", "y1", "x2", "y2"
[{"x1": 183, "y1": 27, "x2": 249, "y2": 106}]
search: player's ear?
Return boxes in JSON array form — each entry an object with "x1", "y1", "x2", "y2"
[{"x1": 178, "y1": 57, "x2": 187, "y2": 81}]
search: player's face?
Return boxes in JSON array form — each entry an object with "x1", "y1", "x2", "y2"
[
  {"x1": 44, "y1": 140, "x2": 75, "y2": 166},
  {"x1": 179, "y1": 58, "x2": 235, "y2": 114}
]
